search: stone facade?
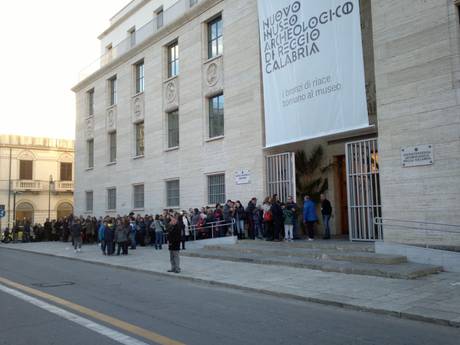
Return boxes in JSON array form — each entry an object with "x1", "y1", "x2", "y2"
[
  {"x1": 0, "y1": 135, "x2": 75, "y2": 227},
  {"x1": 373, "y1": 0, "x2": 460, "y2": 246},
  {"x1": 73, "y1": 0, "x2": 265, "y2": 217},
  {"x1": 73, "y1": 0, "x2": 460, "y2": 246}
]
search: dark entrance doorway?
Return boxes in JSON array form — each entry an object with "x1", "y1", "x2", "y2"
[{"x1": 335, "y1": 155, "x2": 349, "y2": 235}]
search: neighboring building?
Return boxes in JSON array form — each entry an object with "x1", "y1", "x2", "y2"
[
  {"x1": 0, "y1": 135, "x2": 74, "y2": 227},
  {"x1": 72, "y1": 0, "x2": 460, "y2": 247}
]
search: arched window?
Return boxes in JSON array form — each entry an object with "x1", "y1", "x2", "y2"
[
  {"x1": 16, "y1": 202, "x2": 34, "y2": 225},
  {"x1": 57, "y1": 202, "x2": 73, "y2": 219}
]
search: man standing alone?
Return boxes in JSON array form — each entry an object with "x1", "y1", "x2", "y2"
[
  {"x1": 167, "y1": 216, "x2": 181, "y2": 273},
  {"x1": 320, "y1": 193, "x2": 332, "y2": 240}
]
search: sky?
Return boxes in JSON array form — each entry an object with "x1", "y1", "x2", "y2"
[{"x1": 0, "y1": 0, "x2": 129, "y2": 140}]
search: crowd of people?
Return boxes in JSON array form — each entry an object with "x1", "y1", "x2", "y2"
[{"x1": 1, "y1": 194, "x2": 333, "y2": 273}]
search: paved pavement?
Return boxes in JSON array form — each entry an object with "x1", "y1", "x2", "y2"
[
  {"x1": 1, "y1": 249, "x2": 459, "y2": 345},
  {"x1": 1, "y1": 241, "x2": 460, "y2": 328}
]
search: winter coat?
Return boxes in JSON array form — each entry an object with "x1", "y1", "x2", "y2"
[
  {"x1": 98, "y1": 224, "x2": 105, "y2": 241},
  {"x1": 71, "y1": 223, "x2": 82, "y2": 238},
  {"x1": 303, "y1": 200, "x2": 318, "y2": 222},
  {"x1": 321, "y1": 199, "x2": 332, "y2": 216},
  {"x1": 283, "y1": 209, "x2": 295, "y2": 225},
  {"x1": 167, "y1": 223, "x2": 181, "y2": 251},
  {"x1": 153, "y1": 220, "x2": 164, "y2": 232},
  {"x1": 114, "y1": 225, "x2": 128, "y2": 243},
  {"x1": 270, "y1": 202, "x2": 283, "y2": 225}
]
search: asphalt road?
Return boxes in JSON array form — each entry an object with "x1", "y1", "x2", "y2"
[{"x1": 0, "y1": 248, "x2": 459, "y2": 345}]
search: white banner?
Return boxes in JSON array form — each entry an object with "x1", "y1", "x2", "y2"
[{"x1": 257, "y1": 0, "x2": 369, "y2": 147}]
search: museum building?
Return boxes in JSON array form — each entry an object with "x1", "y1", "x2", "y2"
[{"x1": 72, "y1": 0, "x2": 460, "y2": 247}]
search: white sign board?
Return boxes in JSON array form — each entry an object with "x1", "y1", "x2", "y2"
[
  {"x1": 401, "y1": 145, "x2": 434, "y2": 168},
  {"x1": 235, "y1": 170, "x2": 251, "y2": 185},
  {"x1": 257, "y1": 0, "x2": 369, "y2": 148}
]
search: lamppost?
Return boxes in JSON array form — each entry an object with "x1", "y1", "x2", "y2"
[{"x1": 48, "y1": 175, "x2": 55, "y2": 220}]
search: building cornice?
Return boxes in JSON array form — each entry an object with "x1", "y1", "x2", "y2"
[
  {"x1": 72, "y1": 0, "x2": 222, "y2": 93},
  {"x1": 98, "y1": 0, "x2": 152, "y2": 40}
]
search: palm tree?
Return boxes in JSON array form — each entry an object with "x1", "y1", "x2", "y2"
[{"x1": 295, "y1": 146, "x2": 332, "y2": 203}]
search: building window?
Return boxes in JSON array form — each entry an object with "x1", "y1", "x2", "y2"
[
  {"x1": 60, "y1": 162, "x2": 72, "y2": 181},
  {"x1": 133, "y1": 184, "x2": 144, "y2": 209},
  {"x1": 156, "y1": 7, "x2": 164, "y2": 29},
  {"x1": 167, "y1": 110, "x2": 179, "y2": 148},
  {"x1": 86, "y1": 191, "x2": 93, "y2": 212},
  {"x1": 208, "y1": 94, "x2": 224, "y2": 138},
  {"x1": 107, "y1": 188, "x2": 116, "y2": 210},
  {"x1": 19, "y1": 160, "x2": 33, "y2": 180},
  {"x1": 87, "y1": 89, "x2": 95, "y2": 116},
  {"x1": 208, "y1": 174, "x2": 225, "y2": 205},
  {"x1": 167, "y1": 41, "x2": 179, "y2": 78},
  {"x1": 135, "y1": 121, "x2": 144, "y2": 156},
  {"x1": 128, "y1": 27, "x2": 136, "y2": 47},
  {"x1": 87, "y1": 139, "x2": 94, "y2": 168},
  {"x1": 208, "y1": 16, "x2": 223, "y2": 59},
  {"x1": 166, "y1": 180, "x2": 180, "y2": 208},
  {"x1": 109, "y1": 76, "x2": 117, "y2": 106},
  {"x1": 109, "y1": 131, "x2": 117, "y2": 163},
  {"x1": 135, "y1": 61, "x2": 144, "y2": 94}
]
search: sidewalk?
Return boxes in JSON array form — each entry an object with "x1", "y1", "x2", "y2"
[{"x1": 1, "y1": 241, "x2": 460, "y2": 328}]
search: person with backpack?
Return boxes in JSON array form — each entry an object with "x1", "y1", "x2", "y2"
[{"x1": 153, "y1": 215, "x2": 165, "y2": 250}]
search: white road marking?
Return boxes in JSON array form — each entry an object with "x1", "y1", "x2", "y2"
[{"x1": 0, "y1": 283, "x2": 151, "y2": 345}]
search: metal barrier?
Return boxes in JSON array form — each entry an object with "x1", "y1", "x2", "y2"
[
  {"x1": 374, "y1": 217, "x2": 460, "y2": 246},
  {"x1": 189, "y1": 219, "x2": 236, "y2": 241}
]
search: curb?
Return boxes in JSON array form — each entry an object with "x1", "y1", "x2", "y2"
[{"x1": 2, "y1": 246, "x2": 459, "y2": 329}]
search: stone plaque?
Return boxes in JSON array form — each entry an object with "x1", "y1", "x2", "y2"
[
  {"x1": 401, "y1": 145, "x2": 433, "y2": 168},
  {"x1": 235, "y1": 169, "x2": 250, "y2": 185}
]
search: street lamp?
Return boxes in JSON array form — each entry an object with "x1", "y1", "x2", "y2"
[{"x1": 48, "y1": 175, "x2": 55, "y2": 220}]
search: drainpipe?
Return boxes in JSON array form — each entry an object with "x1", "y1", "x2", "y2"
[{"x1": 7, "y1": 147, "x2": 12, "y2": 229}]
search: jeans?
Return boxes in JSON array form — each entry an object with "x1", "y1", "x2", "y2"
[
  {"x1": 284, "y1": 224, "x2": 293, "y2": 240},
  {"x1": 169, "y1": 250, "x2": 180, "y2": 272},
  {"x1": 254, "y1": 222, "x2": 262, "y2": 239},
  {"x1": 129, "y1": 232, "x2": 136, "y2": 249},
  {"x1": 100, "y1": 240, "x2": 107, "y2": 254},
  {"x1": 323, "y1": 215, "x2": 331, "y2": 239},
  {"x1": 306, "y1": 221, "x2": 315, "y2": 239},
  {"x1": 155, "y1": 231, "x2": 163, "y2": 249},
  {"x1": 73, "y1": 236, "x2": 82, "y2": 250},
  {"x1": 117, "y1": 241, "x2": 128, "y2": 255},
  {"x1": 235, "y1": 219, "x2": 244, "y2": 239}
]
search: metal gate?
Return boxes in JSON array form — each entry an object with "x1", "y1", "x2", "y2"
[
  {"x1": 346, "y1": 138, "x2": 382, "y2": 241},
  {"x1": 266, "y1": 152, "x2": 296, "y2": 203}
]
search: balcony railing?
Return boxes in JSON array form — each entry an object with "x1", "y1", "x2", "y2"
[
  {"x1": 78, "y1": 0, "x2": 201, "y2": 82},
  {"x1": 12, "y1": 180, "x2": 74, "y2": 192},
  {"x1": 55, "y1": 181, "x2": 74, "y2": 192},
  {"x1": 12, "y1": 180, "x2": 43, "y2": 192}
]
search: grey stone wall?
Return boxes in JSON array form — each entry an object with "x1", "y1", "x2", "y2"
[{"x1": 373, "y1": 0, "x2": 460, "y2": 245}]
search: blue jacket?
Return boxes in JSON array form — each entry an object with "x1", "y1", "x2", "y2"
[
  {"x1": 303, "y1": 200, "x2": 318, "y2": 222},
  {"x1": 98, "y1": 224, "x2": 105, "y2": 241}
]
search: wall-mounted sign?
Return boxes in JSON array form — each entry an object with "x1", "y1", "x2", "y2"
[
  {"x1": 401, "y1": 145, "x2": 433, "y2": 168},
  {"x1": 235, "y1": 170, "x2": 251, "y2": 185}
]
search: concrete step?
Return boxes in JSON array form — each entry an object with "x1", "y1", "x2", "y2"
[
  {"x1": 182, "y1": 249, "x2": 443, "y2": 279},
  {"x1": 204, "y1": 244, "x2": 407, "y2": 265},
  {"x1": 235, "y1": 239, "x2": 376, "y2": 253}
]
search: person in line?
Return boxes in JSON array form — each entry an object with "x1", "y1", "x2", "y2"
[
  {"x1": 167, "y1": 215, "x2": 182, "y2": 273},
  {"x1": 98, "y1": 221, "x2": 107, "y2": 255},
  {"x1": 234, "y1": 200, "x2": 245, "y2": 240},
  {"x1": 129, "y1": 219, "x2": 137, "y2": 250},
  {"x1": 282, "y1": 203, "x2": 294, "y2": 242},
  {"x1": 270, "y1": 195, "x2": 283, "y2": 242},
  {"x1": 71, "y1": 218, "x2": 82, "y2": 253},
  {"x1": 115, "y1": 219, "x2": 129, "y2": 255},
  {"x1": 245, "y1": 197, "x2": 257, "y2": 239},
  {"x1": 104, "y1": 221, "x2": 115, "y2": 255},
  {"x1": 153, "y1": 215, "x2": 165, "y2": 250},
  {"x1": 303, "y1": 195, "x2": 318, "y2": 241},
  {"x1": 286, "y1": 196, "x2": 298, "y2": 239},
  {"x1": 320, "y1": 193, "x2": 333, "y2": 240},
  {"x1": 262, "y1": 197, "x2": 272, "y2": 240}
]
